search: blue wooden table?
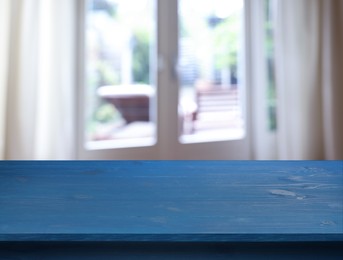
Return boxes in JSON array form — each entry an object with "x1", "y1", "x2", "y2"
[{"x1": 0, "y1": 161, "x2": 342, "y2": 259}]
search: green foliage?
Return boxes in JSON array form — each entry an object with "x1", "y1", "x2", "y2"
[
  {"x1": 265, "y1": 0, "x2": 277, "y2": 131},
  {"x1": 132, "y1": 29, "x2": 150, "y2": 84},
  {"x1": 92, "y1": 0, "x2": 117, "y2": 18},
  {"x1": 107, "y1": 4, "x2": 117, "y2": 18},
  {"x1": 94, "y1": 103, "x2": 121, "y2": 124},
  {"x1": 265, "y1": 21, "x2": 274, "y2": 58},
  {"x1": 180, "y1": 20, "x2": 190, "y2": 38},
  {"x1": 213, "y1": 12, "x2": 240, "y2": 70},
  {"x1": 96, "y1": 61, "x2": 120, "y2": 87}
]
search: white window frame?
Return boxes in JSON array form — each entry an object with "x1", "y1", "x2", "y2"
[{"x1": 75, "y1": 0, "x2": 274, "y2": 160}]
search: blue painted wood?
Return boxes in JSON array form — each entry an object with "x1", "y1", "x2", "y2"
[{"x1": 0, "y1": 161, "x2": 342, "y2": 242}]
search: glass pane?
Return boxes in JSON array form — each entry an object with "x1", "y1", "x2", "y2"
[
  {"x1": 178, "y1": 0, "x2": 245, "y2": 143},
  {"x1": 265, "y1": 0, "x2": 277, "y2": 131},
  {"x1": 85, "y1": 0, "x2": 156, "y2": 149}
]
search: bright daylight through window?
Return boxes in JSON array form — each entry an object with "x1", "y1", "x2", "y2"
[
  {"x1": 84, "y1": 0, "x2": 246, "y2": 149},
  {"x1": 85, "y1": 0, "x2": 156, "y2": 149},
  {"x1": 178, "y1": 0, "x2": 245, "y2": 143}
]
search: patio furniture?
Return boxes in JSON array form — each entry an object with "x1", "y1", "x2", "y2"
[
  {"x1": 98, "y1": 84, "x2": 155, "y2": 124},
  {"x1": 187, "y1": 83, "x2": 240, "y2": 133},
  {"x1": 196, "y1": 87, "x2": 239, "y2": 115}
]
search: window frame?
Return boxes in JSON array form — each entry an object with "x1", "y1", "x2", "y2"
[{"x1": 75, "y1": 0, "x2": 276, "y2": 160}]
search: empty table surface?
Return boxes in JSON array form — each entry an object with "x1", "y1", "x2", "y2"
[{"x1": 0, "y1": 161, "x2": 342, "y2": 242}]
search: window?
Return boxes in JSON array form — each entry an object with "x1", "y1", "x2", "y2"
[
  {"x1": 77, "y1": 0, "x2": 274, "y2": 159},
  {"x1": 85, "y1": 0, "x2": 157, "y2": 150},
  {"x1": 178, "y1": 0, "x2": 245, "y2": 143}
]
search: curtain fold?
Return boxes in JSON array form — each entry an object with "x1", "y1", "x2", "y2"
[
  {"x1": 0, "y1": 0, "x2": 76, "y2": 160},
  {"x1": 275, "y1": 0, "x2": 343, "y2": 160},
  {"x1": 321, "y1": 0, "x2": 343, "y2": 160},
  {"x1": 0, "y1": 0, "x2": 11, "y2": 159}
]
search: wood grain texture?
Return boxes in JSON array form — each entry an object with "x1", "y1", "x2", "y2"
[{"x1": 0, "y1": 161, "x2": 342, "y2": 242}]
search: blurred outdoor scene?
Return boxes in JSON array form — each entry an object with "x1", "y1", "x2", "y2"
[
  {"x1": 178, "y1": 0, "x2": 245, "y2": 143},
  {"x1": 85, "y1": 0, "x2": 260, "y2": 146},
  {"x1": 85, "y1": 0, "x2": 156, "y2": 145}
]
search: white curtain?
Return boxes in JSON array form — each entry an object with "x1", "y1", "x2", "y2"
[
  {"x1": 0, "y1": 0, "x2": 76, "y2": 160},
  {"x1": 275, "y1": 0, "x2": 343, "y2": 160}
]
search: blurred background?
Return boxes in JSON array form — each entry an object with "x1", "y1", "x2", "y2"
[{"x1": 0, "y1": 0, "x2": 342, "y2": 160}]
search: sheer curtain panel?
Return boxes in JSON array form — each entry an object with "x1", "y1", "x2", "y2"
[
  {"x1": 274, "y1": 0, "x2": 343, "y2": 160},
  {"x1": 0, "y1": 0, "x2": 76, "y2": 160}
]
